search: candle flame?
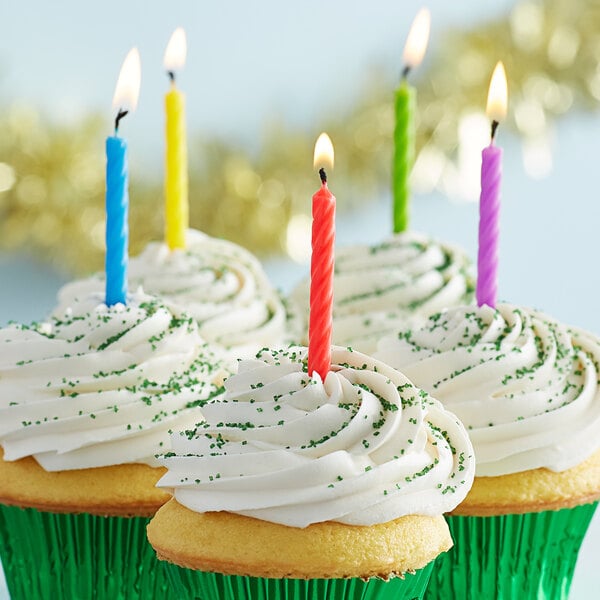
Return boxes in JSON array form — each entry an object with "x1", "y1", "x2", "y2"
[
  {"x1": 164, "y1": 27, "x2": 187, "y2": 71},
  {"x1": 486, "y1": 61, "x2": 508, "y2": 122},
  {"x1": 403, "y1": 8, "x2": 431, "y2": 69},
  {"x1": 313, "y1": 133, "x2": 334, "y2": 171},
  {"x1": 112, "y1": 48, "x2": 141, "y2": 113}
]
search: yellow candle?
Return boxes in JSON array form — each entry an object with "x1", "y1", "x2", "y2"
[{"x1": 164, "y1": 27, "x2": 188, "y2": 250}]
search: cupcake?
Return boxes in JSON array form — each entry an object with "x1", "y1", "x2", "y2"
[
  {"x1": 56, "y1": 229, "x2": 301, "y2": 362},
  {"x1": 147, "y1": 346, "x2": 475, "y2": 600},
  {"x1": 376, "y1": 304, "x2": 600, "y2": 599},
  {"x1": 0, "y1": 291, "x2": 226, "y2": 599},
  {"x1": 291, "y1": 231, "x2": 474, "y2": 355}
]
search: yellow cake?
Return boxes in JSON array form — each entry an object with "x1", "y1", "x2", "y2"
[
  {"x1": 0, "y1": 447, "x2": 167, "y2": 517},
  {"x1": 376, "y1": 303, "x2": 600, "y2": 598},
  {"x1": 148, "y1": 500, "x2": 450, "y2": 579},
  {"x1": 0, "y1": 291, "x2": 226, "y2": 598},
  {"x1": 147, "y1": 346, "x2": 476, "y2": 587},
  {"x1": 452, "y1": 447, "x2": 600, "y2": 516},
  {"x1": 376, "y1": 303, "x2": 600, "y2": 511}
]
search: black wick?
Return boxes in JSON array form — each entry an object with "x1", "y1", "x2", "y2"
[
  {"x1": 401, "y1": 64, "x2": 411, "y2": 80},
  {"x1": 167, "y1": 70, "x2": 175, "y2": 83},
  {"x1": 319, "y1": 168, "x2": 327, "y2": 184},
  {"x1": 490, "y1": 119, "x2": 499, "y2": 141},
  {"x1": 114, "y1": 108, "x2": 129, "y2": 133}
]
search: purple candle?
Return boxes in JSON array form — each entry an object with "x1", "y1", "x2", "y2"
[{"x1": 477, "y1": 61, "x2": 507, "y2": 308}]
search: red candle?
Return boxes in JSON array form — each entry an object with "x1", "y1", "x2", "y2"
[{"x1": 308, "y1": 133, "x2": 335, "y2": 381}]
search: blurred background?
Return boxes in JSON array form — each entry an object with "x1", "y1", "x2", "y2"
[{"x1": 0, "y1": 0, "x2": 599, "y2": 596}]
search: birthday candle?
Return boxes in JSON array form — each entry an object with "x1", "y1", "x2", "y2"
[
  {"x1": 163, "y1": 27, "x2": 189, "y2": 250},
  {"x1": 308, "y1": 133, "x2": 336, "y2": 381},
  {"x1": 105, "y1": 48, "x2": 141, "y2": 307},
  {"x1": 392, "y1": 8, "x2": 430, "y2": 233},
  {"x1": 477, "y1": 61, "x2": 508, "y2": 308}
]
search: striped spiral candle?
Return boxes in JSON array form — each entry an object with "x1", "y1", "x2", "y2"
[{"x1": 476, "y1": 143, "x2": 502, "y2": 308}]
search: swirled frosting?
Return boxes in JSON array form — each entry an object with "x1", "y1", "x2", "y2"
[
  {"x1": 55, "y1": 229, "x2": 301, "y2": 360},
  {"x1": 376, "y1": 304, "x2": 600, "y2": 477},
  {"x1": 290, "y1": 231, "x2": 474, "y2": 355},
  {"x1": 0, "y1": 292, "x2": 225, "y2": 471},
  {"x1": 156, "y1": 346, "x2": 474, "y2": 528}
]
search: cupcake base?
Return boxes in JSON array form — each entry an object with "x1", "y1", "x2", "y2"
[
  {"x1": 148, "y1": 500, "x2": 452, "y2": 580},
  {"x1": 0, "y1": 504, "x2": 172, "y2": 600},
  {"x1": 164, "y1": 562, "x2": 435, "y2": 600},
  {"x1": 425, "y1": 502, "x2": 598, "y2": 600}
]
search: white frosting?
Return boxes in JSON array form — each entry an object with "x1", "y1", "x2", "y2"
[
  {"x1": 0, "y1": 292, "x2": 226, "y2": 471},
  {"x1": 55, "y1": 229, "x2": 301, "y2": 361},
  {"x1": 376, "y1": 304, "x2": 600, "y2": 477},
  {"x1": 157, "y1": 346, "x2": 474, "y2": 528},
  {"x1": 291, "y1": 231, "x2": 474, "y2": 355}
]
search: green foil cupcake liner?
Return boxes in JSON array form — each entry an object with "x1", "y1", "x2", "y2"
[
  {"x1": 0, "y1": 503, "x2": 172, "y2": 600},
  {"x1": 164, "y1": 561, "x2": 434, "y2": 600},
  {"x1": 425, "y1": 501, "x2": 598, "y2": 600}
]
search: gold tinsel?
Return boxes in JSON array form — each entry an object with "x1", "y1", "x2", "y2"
[{"x1": 0, "y1": 0, "x2": 598, "y2": 275}]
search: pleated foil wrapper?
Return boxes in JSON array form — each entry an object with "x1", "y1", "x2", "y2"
[
  {"x1": 425, "y1": 502, "x2": 598, "y2": 600},
  {"x1": 164, "y1": 561, "x2": 435, "y2": 600},
  {"x1": 0, "y1": 504, "x2": 173, "y2": 600}
]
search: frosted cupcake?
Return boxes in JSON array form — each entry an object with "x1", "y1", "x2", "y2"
[
  {"x1": 56, "y1": 229, "x2": 301, "y2": 362},
  {"x1": 376, "y1": 304, "x2": 600, "y2": 599},
  {"x1": 0, "y1": 291, "x2": 226, "y2": 599},
  {"x1": 291, "y1": 231, "x2": 474, "y2": 354},
  {"x1": 147, "y1": 346, "x2": 475, "y2": 600}
]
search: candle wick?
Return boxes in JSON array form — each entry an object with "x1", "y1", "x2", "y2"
[
  {"x1": 114, "y1": 108, "x2": 129, "y2": 134},
  {"x1": 490, "y1": 120, "x2": 499, "y2": 141},
  {"x1": 167, "y1": 70, "x2": 176, "y2": 84},
  {"x1": 401, "y1": 64, "x2": 411, "y2": 80},
  {"x1": 319, "y1": 168, "x2": 327, "y2": 184}
]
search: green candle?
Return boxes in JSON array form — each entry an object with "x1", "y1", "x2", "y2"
[
  {"x1": 392, "y1": 8, "x2": 431, "y2": 234},
  {"x1": 393, "y1": 79, "x2": 416, "y2": 233}
]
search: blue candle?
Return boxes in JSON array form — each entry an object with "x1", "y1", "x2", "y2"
[
  {"x1": 105, "y1": 134, "x2": 129, "y2": 306},
  {"x1": 105, "y1": 47, "x2": 141, "y2": 307}
]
